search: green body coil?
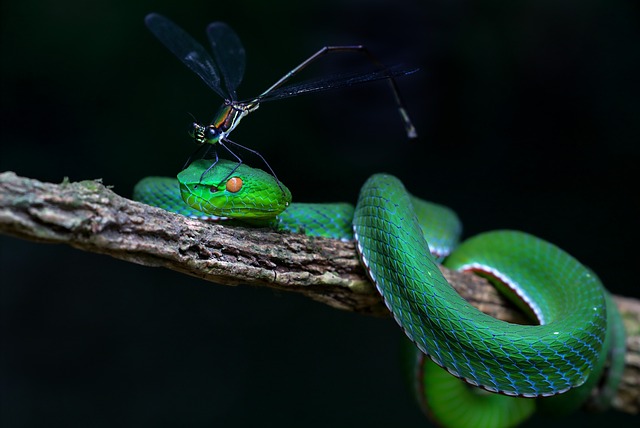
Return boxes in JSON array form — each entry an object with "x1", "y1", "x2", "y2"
[{"x1": 133, "y1": 160, "x2": 624, "y2": 428}]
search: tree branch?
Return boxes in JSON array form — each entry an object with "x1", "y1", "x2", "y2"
[{"x1": 1, "y1": 170, "x2": 638, "y2": 414}]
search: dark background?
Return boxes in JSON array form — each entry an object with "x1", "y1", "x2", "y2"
[{"x1": 1, "y1": 0, "x2": 638, "y2": 426}]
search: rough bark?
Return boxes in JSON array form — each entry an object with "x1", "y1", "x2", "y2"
[{"x1": 1, "y1": 170, "x2": 638, "y2": 414}]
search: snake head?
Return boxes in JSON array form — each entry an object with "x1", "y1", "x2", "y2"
[{"x1": 177, "y1": 159, "x2": 292, "y2": 220}]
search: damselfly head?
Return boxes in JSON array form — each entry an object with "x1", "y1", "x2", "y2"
[{"x1": 188, "y1": 122, "x2": 207, "y2": 145}]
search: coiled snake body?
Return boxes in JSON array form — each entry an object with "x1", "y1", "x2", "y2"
[{"x1": 134, "y1": 159, "x2": 624, "y2": 428}]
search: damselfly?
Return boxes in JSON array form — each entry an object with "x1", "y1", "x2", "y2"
[{"x1": 145, "y1": 13, "x2": 417, "y2": 183}]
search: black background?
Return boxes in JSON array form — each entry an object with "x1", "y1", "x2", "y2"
[{"x1": 1, "y1": 1, "x2": 638, "y2": 426}]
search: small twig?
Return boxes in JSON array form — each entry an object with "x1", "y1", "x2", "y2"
[{"x1": 0, "y1": 170, "x2": 638, "y2": 414}]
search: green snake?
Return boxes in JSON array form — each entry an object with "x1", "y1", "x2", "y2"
[{"x1": 133, "y1": 159, "x2": 625, "y2": 428}]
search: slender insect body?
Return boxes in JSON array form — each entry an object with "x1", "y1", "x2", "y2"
[{"x1": 145, "y1": 12, "x2": 417, "y2": 188}]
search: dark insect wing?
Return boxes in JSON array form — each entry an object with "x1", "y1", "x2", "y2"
[
  {"x1": 144, "y1": 13, "x2": 229, "y2": 100},
  {"x1": 145, "y1": 13, "x2": 417, "y2": 139},
  {"x1": 207, "y1": 22, "x2": 246, "y2": 101},
  {"x1": 246, "y1": 65, "x2": 419, "y2": 104}
]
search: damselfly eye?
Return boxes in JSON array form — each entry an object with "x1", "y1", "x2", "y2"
[
  {"x1": 204, "y1": 126, "x2": 220, "y2": 142},
  {"x1": 226, "y1": 177, "x2": 243, "y2": 193}
]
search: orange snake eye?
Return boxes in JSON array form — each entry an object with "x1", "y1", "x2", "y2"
[{"x1": 226, "y1": 177, "x2": 243, "y2": 193}]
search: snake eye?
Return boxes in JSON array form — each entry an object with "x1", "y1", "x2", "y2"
[{"x1": 226, "y1": 177, "x2": 243, "y2": 193}]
